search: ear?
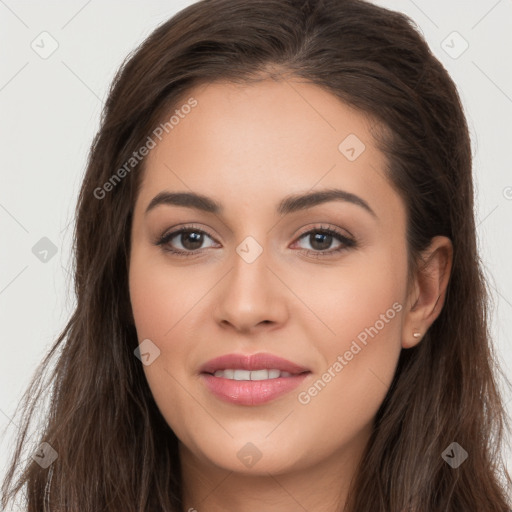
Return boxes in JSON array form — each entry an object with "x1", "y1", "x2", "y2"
[{"x1": 402, "y1": 236, "x2": 453, "y2": 349}]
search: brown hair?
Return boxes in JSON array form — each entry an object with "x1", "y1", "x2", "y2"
[{"x1": 2, "y1": 0, "x2": 511, "y2": 510}]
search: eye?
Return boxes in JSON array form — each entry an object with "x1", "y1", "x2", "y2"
[
  {"x1": 292, "y1": 225, "x2": 356, "y2": 256},
  {"x1": 156, "y1": 225, "x2": 219, "y2": 256},
  {"x1": 155, "y1": 223, "x2": 356, "y2": 258}
]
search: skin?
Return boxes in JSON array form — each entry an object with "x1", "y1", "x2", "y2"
[{"x1": 128, "y1": 78, "x2": 452, "y2": 511}]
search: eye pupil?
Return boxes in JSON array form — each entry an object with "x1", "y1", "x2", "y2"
[
  {"x1": 310, "y1": 232, "x2": 333, "y2": 251},
  {"x1": 182, "y1": 231, "x2": 203, "y2": 250}
]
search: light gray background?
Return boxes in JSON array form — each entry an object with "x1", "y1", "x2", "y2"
[{"x1": 1, "y1": 0, "x2": 511, "y2": 485}]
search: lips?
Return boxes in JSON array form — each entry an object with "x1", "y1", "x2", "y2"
[{"x1": 199, "y1": 353, "x2": 311, "y2": 406}]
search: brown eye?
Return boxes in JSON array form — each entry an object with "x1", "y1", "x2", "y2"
[
  {"x1": 308, "y1": 232, "x2": 334, "y2": 251},
  {"x1": 177, "y1": 230, "x2": 205, "y2": 250},
  {"x1": 156, "y1": 226, "x2": 219, "y2": 256},
  {"x1": 293, "y1": 227, "x2": 356, "y2": 256}
]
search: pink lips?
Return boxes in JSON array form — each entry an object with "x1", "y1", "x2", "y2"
[{"x1": 199, "y1": 352, "x2": 311, "y2": 406}]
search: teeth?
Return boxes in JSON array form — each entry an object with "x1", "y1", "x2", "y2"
[
  {"x1": 212, "y1": 369, "x2": 294, "y2": 380},
  {"x1": 234, "y1": 369, "x2": 251, "y2": 381}
]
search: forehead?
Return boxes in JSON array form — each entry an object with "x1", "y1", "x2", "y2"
[{"x1": 135, "y1": 79, "x2": 404, "y2": 225}]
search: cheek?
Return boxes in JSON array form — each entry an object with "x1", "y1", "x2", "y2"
[
  {"x1": 331, "y1": 262, "x2": 404, "y2": 354},
  {"x1": 302, "y1": 242, "x2": 406, "y2": 351},
  {"x1": 128, "y1": 251, "x2": 207, "y2": 340},
  {"x1": 128, "y1": 252, "x2": 214, "y2": 418},
  {"x1": 295, "y1": 247, "x2": 406, "y2": 436}
]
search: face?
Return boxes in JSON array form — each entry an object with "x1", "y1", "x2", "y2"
[{"x1": 128, "y1": 79, "x2": 409, "y2": 475}]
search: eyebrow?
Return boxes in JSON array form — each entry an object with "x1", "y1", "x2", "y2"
[{"x1": 144, "y1": 188, "x2": 376, "y2": 218}]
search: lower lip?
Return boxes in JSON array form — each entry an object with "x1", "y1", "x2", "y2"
[{"x1": 200, "y1": 373, "x2": 310, "y2": 405}]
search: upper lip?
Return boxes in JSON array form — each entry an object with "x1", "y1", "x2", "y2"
[{"x1": 199, "y1": 353, "x2": 310, "y2": 375}]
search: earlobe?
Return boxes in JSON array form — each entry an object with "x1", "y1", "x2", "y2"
[{"x1": 401, "y1": 236, "x2": 453, "y2": 349}]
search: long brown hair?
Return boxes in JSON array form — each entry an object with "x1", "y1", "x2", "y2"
[{"x1": 2, "y1": 0, "x2": 511, "y2": 510}]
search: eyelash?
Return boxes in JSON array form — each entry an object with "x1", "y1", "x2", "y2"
[{"x1": 155, "y1": 224, "x2": 356, "y2": 258}]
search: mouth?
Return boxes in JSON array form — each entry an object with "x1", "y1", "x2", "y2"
[{"x1": 199, "y1": 353, "x2": 311, "y2": 406}]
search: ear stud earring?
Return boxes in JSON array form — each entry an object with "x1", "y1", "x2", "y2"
[{"x1": 413, "y1": 331, "x2": 421, "y2": 339}]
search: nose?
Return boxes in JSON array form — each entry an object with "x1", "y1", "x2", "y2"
[{"x1": 213, "y1": 245, "x2": 289, "y2": 334}]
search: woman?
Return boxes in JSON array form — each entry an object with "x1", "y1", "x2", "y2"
[{"x1": 2, "y1": 0, "x2": 511, "y2": 510}]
